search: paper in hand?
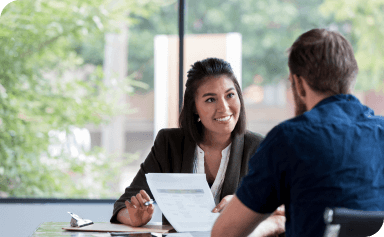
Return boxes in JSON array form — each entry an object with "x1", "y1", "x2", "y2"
[{"x1": 145, "y1": 173, "x2": 220, "y2": 232}]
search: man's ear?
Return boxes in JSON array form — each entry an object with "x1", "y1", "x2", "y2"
[{"x1": 293, "y1": 74, "x2": 306, "y2": 98}]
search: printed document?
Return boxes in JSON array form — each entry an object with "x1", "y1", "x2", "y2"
[{"x1": 145, "y1": 173, "x2": 220, "y2": 232}]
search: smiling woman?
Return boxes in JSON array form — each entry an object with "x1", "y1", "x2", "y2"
[
  {"x1": 194, "y1": 75, "x2": 241, "y2": 142},
  {"x1": 194, "y1": 75, "x2": 242, "y2": 186},
  {"x1": 111, "y1": 57, "x2": 264, "y2": 227},
  {"x1": 180, "y1": 58, "x2": 247, "y2": 145}
]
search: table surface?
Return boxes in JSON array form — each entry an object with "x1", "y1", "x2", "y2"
[
  {"x1": 32, "y1": 222, "x2": 172, "y2": 237},
  {"x1": 32, "y1": 222, "x2": 287, "y2": 237},
  {"x1": 33, "y1": 222, "x2": 111, "y2": 237},
  {"x1": 32, "y1": 222, "x2": 214, "y2": 237}
]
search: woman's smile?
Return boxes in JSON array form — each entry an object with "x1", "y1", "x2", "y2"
[{"x1": 214, "y1": 115, "x2": 232, "y2": 123}]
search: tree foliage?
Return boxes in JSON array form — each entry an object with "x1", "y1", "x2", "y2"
[
  {"x1": 0, "y1": 0, "x2": 160, "y2": 198},
  {"x1": 124, "y1": 0, "x2": 334, "y2": 89},
  {"x1": 320, "y1": 0, "x2": 384, "y2": 90},
  {"x1": 185, "y1": 0, "x2": 331, "y2": 87},
  {"x1": 126, "y1": 0, "x2": 384, "y2": 90}
]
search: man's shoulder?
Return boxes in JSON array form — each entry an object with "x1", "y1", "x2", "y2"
[{"x1": 249, "y1": 124, "x2": 288, "y2": 154}]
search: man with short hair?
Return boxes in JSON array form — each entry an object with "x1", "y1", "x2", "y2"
[{"x1": 211, "y1": 28, "x2": 384, "y2": 237}]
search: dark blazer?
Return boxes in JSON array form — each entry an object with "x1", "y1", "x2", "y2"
[{"x1": 110, "y1": 128, "x2": 264, "y2": 223}]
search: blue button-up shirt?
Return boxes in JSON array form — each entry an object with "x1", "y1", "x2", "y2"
[{"x1": 237, "y1": 94, "x2": 384, "y2": 237}]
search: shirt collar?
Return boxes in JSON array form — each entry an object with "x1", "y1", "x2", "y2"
[
  {"x1": 313, "y1": 94, "x2": 359, "y2": 109},
  {"x1": 196, "y1": 143, "x2": 232, "y2": 156}
]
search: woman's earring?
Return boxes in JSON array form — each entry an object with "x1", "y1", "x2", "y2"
[{"x1": 197, "y1": 117, "x2": 201, "y2": 122}]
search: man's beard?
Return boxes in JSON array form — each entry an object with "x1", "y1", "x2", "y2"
[{"x1": 292, "y1": 80, "x2": 308, "y2": 116}]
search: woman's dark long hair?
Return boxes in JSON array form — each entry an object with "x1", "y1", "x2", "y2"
[{"x1": 179, "y1": 57, "x2": 246, "y2": 144}]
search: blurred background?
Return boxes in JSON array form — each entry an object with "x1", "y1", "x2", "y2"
[{"x1": 1, "y1": 0, "x2": 384, "y2": 201}]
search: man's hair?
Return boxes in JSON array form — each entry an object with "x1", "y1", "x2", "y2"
[
  {"x1": 179, "y1": 57, "x2": 246, "y2": 144},
  {"x1": 288, "y1": 28, "x2": 359, "y2": 95}
]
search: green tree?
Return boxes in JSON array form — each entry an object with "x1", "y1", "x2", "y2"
[
  {"x1": 320, "y1": 0, "x2": 384, "y2": 91},
  {"x1": 185, "y1": 0, "x2": 336, "y2": 87},
  {"x1": 122, "y1": 0, "x2": 335, "y2": 90},
  {"x1": 126, "y1": 0, "x2": 384, "y2": 91},
  {"x1": 0, "y1": 0, "x2": 160, "y2": 198}
]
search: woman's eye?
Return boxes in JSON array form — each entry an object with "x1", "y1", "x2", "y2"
[
  {"x1": 206, "y1": 98, "x2": 215, "y2": 103},
  {"x1": 227, "y1": 93, "x2": 235, "y2": 98}
]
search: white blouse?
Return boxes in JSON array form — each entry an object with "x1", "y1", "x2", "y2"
[{"x1": 193, "y1": 143, "x2": 232, "y2": 205}]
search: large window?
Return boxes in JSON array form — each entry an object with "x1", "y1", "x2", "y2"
[
  {"x1": 0, "y1": 0, "x2": 178, "y2": 199},
  {"x1": 1, "y1": 0, "x2": 384, "y2": 199}
]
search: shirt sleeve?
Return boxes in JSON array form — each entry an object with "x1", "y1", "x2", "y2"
[{"x1": 236, "y1": 125, "x2": 290, "y2": 214}]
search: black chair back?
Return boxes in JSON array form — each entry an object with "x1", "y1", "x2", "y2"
[{"x1": 323, "y1": 207, "x2": 384, "y2": 237}]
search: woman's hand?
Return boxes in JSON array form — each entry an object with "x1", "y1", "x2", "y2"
[
  {"x1": 212, "y1": 195, "x2": 233, "y2": 213},
  {"x1": 117, "y1": 190, "x2": 155, "y2": 227},
  {"x1": 249, "y1": 205, "x2": 286, "y2": 237}
]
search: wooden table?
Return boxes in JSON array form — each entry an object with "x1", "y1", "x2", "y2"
[
  {"x1": 32, "y1": 222, "x2": 285, "y2": 237},
  {"x1": 32, "y1": 222, "x2": 169, "y2": 237},
  {"x1": 33, "y1": 222, "x2": 111, "y2": 236}
]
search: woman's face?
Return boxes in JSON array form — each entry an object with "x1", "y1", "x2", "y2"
[{"x1": 194, "y1": 75, "x2": 241, "y2": 139}]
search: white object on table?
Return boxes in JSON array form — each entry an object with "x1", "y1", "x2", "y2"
[
  {"x1": 145, "y1": 173, "x2": 220, "y2": 232},
  {"x1": 164, "y1": 233, "x2": 194, "y2": 237}
]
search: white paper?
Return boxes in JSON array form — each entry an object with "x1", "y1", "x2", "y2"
[
  {"x1": 164, "y1": 232, "x2": 211, "y2": 237},
  {"x1": 145, "y1": 173, "x2": 220, "y2": 232},
  {"x1": 188, "y1": 232, "x2": 212, "y2": 237},
  {"x1": 164, "y1": 233, "x2": 194, "y2": 237}
]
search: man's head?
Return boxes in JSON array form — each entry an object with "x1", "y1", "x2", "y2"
[{"x1": 287, "y1": 28, "x2": 359, "y2": 115}]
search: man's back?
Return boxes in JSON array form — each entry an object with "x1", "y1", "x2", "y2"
[
  {"x1": 236, "y1": 94, "x2": 384, "y2": 236},
  {"x1": 282, "y1": 94, "x2": 384, "y2": 235}
]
